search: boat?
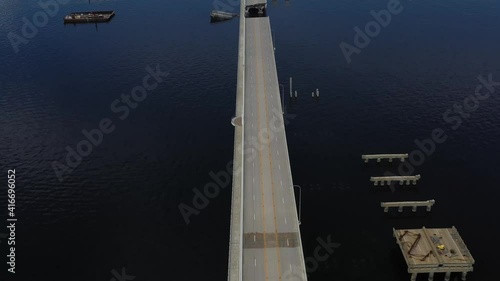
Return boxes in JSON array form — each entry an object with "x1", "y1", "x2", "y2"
[
  {"x1": 64, "y1": 11, "x2": 115, "y2": 24},
  {"x1": 210, "y1": 10, "x2": 238, "y2": 22}
]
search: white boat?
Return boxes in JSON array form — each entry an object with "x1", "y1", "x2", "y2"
[{"x1": 210, "y1": 10, "x2": 238, "y2": 22}]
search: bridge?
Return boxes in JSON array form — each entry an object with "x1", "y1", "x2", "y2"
[{"x1": 228, "y1": 1, "x2": 308, "y2": 280}]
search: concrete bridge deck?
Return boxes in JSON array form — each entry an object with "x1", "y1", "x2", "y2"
[{"x1": 228, "y1": 1, "x2": 308, "y2": 281}]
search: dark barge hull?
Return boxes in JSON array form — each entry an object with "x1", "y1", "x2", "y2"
[{"x1": 64, "y1": 11, "x2": 115, "y2": 24}]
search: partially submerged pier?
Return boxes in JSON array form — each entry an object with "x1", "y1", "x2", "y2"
[
  {"x1": 393, "y1": 227, "x2": 474, "y2": 281},
  {"x1": 362, "y1": 153, "x2": 409, "y2": 163},
  {"x1": 64, "y1": 11, "x2": 115, "y2": 24},
  {"x1": 381, "y1": 200, "x2": 435, "y2": 212},
  {"x1": 371, "y1": 175, "x2": 421, "y2": 186}
]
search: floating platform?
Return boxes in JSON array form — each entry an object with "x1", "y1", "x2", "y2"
[
  {"x1": 64, "y1": 11, "x2": 115, "y2": 24},
  {"x1": 393, "y1": 226, "x2": 474, "y2": 281},
  {"x1": 210, "y1": 10, "x2": 238, "y2": 22}
]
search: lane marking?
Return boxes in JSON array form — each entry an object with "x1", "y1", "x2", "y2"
[
  {"x1": 254, "y1": 21, "x2": 282, "y2": 281},
  {"x1": 282, "y1": 197, "x2": 285, "y2": 204},
  {"x1": 285, "y1": 217, "x2": 287, "y2": 224},
  {"x1": 252, "y1": 20, "x2": 270, "y2": 281},
  {"x1": 278, "y1": 164, "x2": 281, "y2": 170},
  {"x1": 276, "y1": 150, "x2": 279, "y2": 156},
  {"x1": 254, "y1": 213, "x2": 256, "y2": 221},
  {"x1": 287, "y1": 239, "x2": 290, "y2": 246},
  {"x1": 256, "y1": 20, "x2": 282, "y2": 281}
]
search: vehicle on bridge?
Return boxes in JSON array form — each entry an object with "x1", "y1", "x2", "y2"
[{"x1": 245, "y1": 3, "x2": 267, "y2": 18}]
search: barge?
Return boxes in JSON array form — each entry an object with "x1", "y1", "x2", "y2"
[{"x1": 64, "y1": 11, "x2": 115, "y2": 24}]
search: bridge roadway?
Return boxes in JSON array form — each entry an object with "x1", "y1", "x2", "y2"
[{"x1": 227, "y1": 2, "x2": 308, "y2": 280}]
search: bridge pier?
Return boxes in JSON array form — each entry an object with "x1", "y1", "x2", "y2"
[
  {"x1": 362, "y1": 153, "x2": 408, "y2": 163},
  {"x1": 371, "y1": 175, "x2": 421, "y2": 187},
  {"x1": 381, "y1": 200, "x2": 435, "y2": 213}
]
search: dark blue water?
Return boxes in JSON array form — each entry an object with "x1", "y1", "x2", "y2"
[{"x1": 1, "y1": 0, "x2": 499, "y2": 280}]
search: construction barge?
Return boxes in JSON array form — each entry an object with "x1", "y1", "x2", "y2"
[{"x1": 64, "y1": 11, "x2": 115, "y2": 24}]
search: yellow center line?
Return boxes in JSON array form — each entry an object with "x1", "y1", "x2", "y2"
[
  {"x1": 252, "y1": 19, "x2": 270, "y2": 281},
  {"x1": 256, "y1": 19, "x2": 283, "y2": 281}
]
